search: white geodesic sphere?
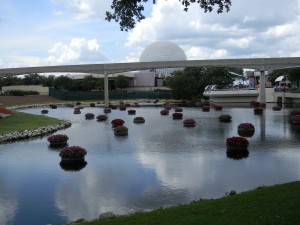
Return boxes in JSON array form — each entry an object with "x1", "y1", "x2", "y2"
[
  {"x1": 139, "y1": 41, "x2": 187, "y2": 75},
  {"x1": 139, "y1": 41, "x2": 187, "y2": 62}
]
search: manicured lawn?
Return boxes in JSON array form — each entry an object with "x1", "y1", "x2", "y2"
[
  {"x1": 0, "y1": 111, "x2": 63, "y2": 135},
  {"x1": 75, "y1": 181, "x2": 300, "y2": 225}
]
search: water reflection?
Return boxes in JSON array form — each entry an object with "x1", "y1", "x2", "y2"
[
  {"x1": 1, "y1": 106, "x2": 300, "y2": 224},
  {"x1": 0, "y1": 177, "x2": 18, "y2": 225}
]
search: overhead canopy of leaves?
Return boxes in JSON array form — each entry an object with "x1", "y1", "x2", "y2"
[{"x1": 106, "y1": 0, "x2": 232, "y2": 31}]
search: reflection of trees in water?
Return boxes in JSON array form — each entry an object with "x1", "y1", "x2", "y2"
[{"x1": 0, "y1": 177, "x2": 18, "y2": 225}]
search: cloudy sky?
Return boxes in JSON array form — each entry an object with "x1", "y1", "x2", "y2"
[{"x1": 0, "y1": 0, "x2": 300, "y2": 69}]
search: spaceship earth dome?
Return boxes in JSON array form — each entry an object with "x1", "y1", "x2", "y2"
[
  {"x1": 139, "y1": 41, "x2": 187, "y2": 75},
  {"x1": 139, "y1": 41, "x2": 187, "y2": 62}
]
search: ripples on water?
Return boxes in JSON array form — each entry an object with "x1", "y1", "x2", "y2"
[{"x1": 1, "y1": 106, "x2": 300, "y2": 225}]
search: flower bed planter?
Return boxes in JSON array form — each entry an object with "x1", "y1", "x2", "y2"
[
  {"x1": 85, "y1": 113, "x2": 95, "y2": 119},
  {"x1": 219, "y1": 114, "x2": 232, "y2": 122},
  {"x1": 226, "y1": 136, "x2": 249, "y2": 157},
  {"x1": 202, "y1": 106, "x2": 210, "y2": 112},
  {"x1": 59, "y1": 146, "x2": 87, "y2": 164},
  {"x1": 250, "y1": 101, "x2": 260, "y2": 107},
  {"x1": 114, "y1": 126, "x2": 128, "y2": 136},
  {"x1": 96, "y1": 115, "x2": 108, "y2": 121},
  {"x1": 214, "y1": 105, "x2": 223, "y2": 111},
  {"x1": 183, "y1": 118, "x2": 196, "y2": 127},
  {"x1": 128, "y1": 110, "x2": 136, "y2": 115},
  {"x1": 119, "y1": 106, "x2": 127, "y2": 111},
  {"x1": 254, "y1": 108, "x2": 263, "y2": 115},
  {"x1": 290, "y1": 112, "x2": 300, "y2": 125},
  {"x1": 175, "y1": 107, "x2": 183, "y2": 112},
  {"x1": 160, "y1": 109, "x2": 169, "y2": 115},
  {"x1": 103, "y1": 108, "x2": 112, "y2": 113},
  {"x1": 73, "y1": 108, "x2": 81, "y2": 114},
  {"x1": 41, "y1": 109, "x2": 49, "y2": 114},
  {"x1": 49, "y1": 104, "x2": 57, "y2": 109},
  {"x1": 238, "y1": 123, "x2": 255, "y2": 137},
  {"x1": 90, "y1": 103, "x2": 95, "y2": 107},
  {"x1": 133, "y1": 116, "x2": 145, "y2": 123},
  {"x1": 172, "y1": 112, "x2": 183, "y2": 119},
  {"x1": 111, "y1": 119, "x2": 125, "y2": 127},
  {"x1": 60, "y1": 160, "x2": 87, "y2": 172},
  {"x1": 48, "y1": 134, "x2": 69, "y2": 147},
  {"x1": 272, "y1": 106, "x2": 282, "y2": 111}
]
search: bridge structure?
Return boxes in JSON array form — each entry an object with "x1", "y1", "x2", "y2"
[{"x1": 0, "y1": 57, "x2": 300, "y2": 106}]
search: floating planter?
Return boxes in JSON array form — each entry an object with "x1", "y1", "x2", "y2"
[
  {"x1": 290, "y1": 112, "x2": 300, "y2": 125},
  {"x1": 250, "y1": 101, "x2": 260, "y2": 107},
  {"x1": 114, "y1": 126, "x2": 128, "y2": 136},
  {"x1": 175, "y1": 107, "x2": 183, "y2": 112},
  {"x1": 172, "y1": 112, "x2": 183, "y2": 119},
  {"x1": 0, "y1": 107, "x2": 12, "y2": 118},
  {"x1": 272, "y1": 106, "x2": 282, "y2": 111},
  {"x1": 119, "y1": 105, "x2": 127, "y2": 111},
  {"x1": 160, "y1": 109, "x2": 169, "y2": 115},
  {"x1": 238, "y1": 123, "x2": 255, "y2": 137},
  {"x1": 226, "y1": 136, "x2": 249, "y2": 159},
  {"x1": 90, "y1": 103, "x2": 95, "y2": 107},
  {"x1": 49, "y1": 104, "x2": 57, "y2": 109},
  {"x1": 214, "y1": 104, "x2": 223, "y2": 111},
  {"x1": 183, "y1": 118, "x2": 196, "y2": 127},
  {"x1": 125, "y1": 103, "x2": 131, "y2": 107},
  {"x1": 85, "y1": 113, "x2": 95, "y2": 119},
  {"x1": 60, "y1": 160, "x2": 87, "y2": 172},
  {"x1": 219, "y1": 114, "x2": 232, "y2": 123},
  {"x1": 254, "y1": 108, "x2": 263, "y2": 115},
  {"x1": 103, "y1": 108, "x2": 112, "y2": 113},
  {"x1": 111, "y1": 119, "x2": 125, "y2": 127},
  {"x1": 48, "y1": 134, "x2": 69, "y2": 147},
  {"x1": 133, "y1": 116, "x2": 145, "y2": 123},
  {"x1": 128, "y1": 109, "x2": 136, "y2": 115},
  {"x1": 73, "y1": 108, "x2": 81, "y2": 114},
  {"x1": 96, "y1": 115, "x2": 108, "y2": 121},
  {"x1": 164, "y1": 105, "x2": 172, "y2": 110},
  {"x1": 260, "y1": 103, "x2": 266, "y2": 108},
  {"x1": 59, "y1": 146, "x2": 87, "y2": 164},
  {"x1": 111, "y1": 105, "x2": 117, "y2": 110},
  {"x1": 202, "y1": 106, "x2": 210, "y2": 112},
  {"x1": 41, "y1": 109, "x2": 48, "y2": 114}
]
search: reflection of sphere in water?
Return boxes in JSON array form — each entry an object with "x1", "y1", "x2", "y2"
[{"x1": 139, "y1": 41, "x2": 187, "y2": 75}]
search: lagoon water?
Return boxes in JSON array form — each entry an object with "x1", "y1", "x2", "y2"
[{"x1": 1, "y1": 105, "x2": 300, "y2": 225}]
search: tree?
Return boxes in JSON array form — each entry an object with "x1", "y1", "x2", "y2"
[
  {"x1": 165, "y1": 67, "x2": 233, "y2": 100},
  {"x1": 106, "y1": 0, "x2": 231, "y2": 31},
  {"x1": 95, "y1": 78, "x2": 105, "y2": 90},
  {"x1": 115, "y1": 75, "x2": 129, "y2": 89},
  {"x1": 23, "y1": 73, "x2": 43, "y2": 85},
  {"x1": 53, "y1": 76, "x2": 73, "y2": 90}
]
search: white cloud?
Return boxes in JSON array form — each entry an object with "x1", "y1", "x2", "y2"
[
  {"x1": 44, "y1": 38, "x2": 108, "y2": 65},
  {"x1": 52, "y1": 10, "x2": 63, "y2": 16},
  {"x1": 66, "y1": 0, "x2": 111, "y2": 20},
  {"x1": 125, "y1": 0, "x2": 300, "y2": 59}
]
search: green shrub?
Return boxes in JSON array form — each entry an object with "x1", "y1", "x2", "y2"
[{"x1": 6, "y1": 90, "x2": 39, "y2": 96}]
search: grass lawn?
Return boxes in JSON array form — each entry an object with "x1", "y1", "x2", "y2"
[
  {"x1": 75, "y1": 181, "x2": 300, "y2": 225},
  {"x1": 0, "y1": 111, "x2": 64, "y2": 135}
]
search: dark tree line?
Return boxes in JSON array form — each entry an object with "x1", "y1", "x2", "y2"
[
  {"x1": 0, "y1": 74, "x2": 130, "y2": 91},
  {"x1": 165, "y1": 67, "x2": 236, "y2": 100}
]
